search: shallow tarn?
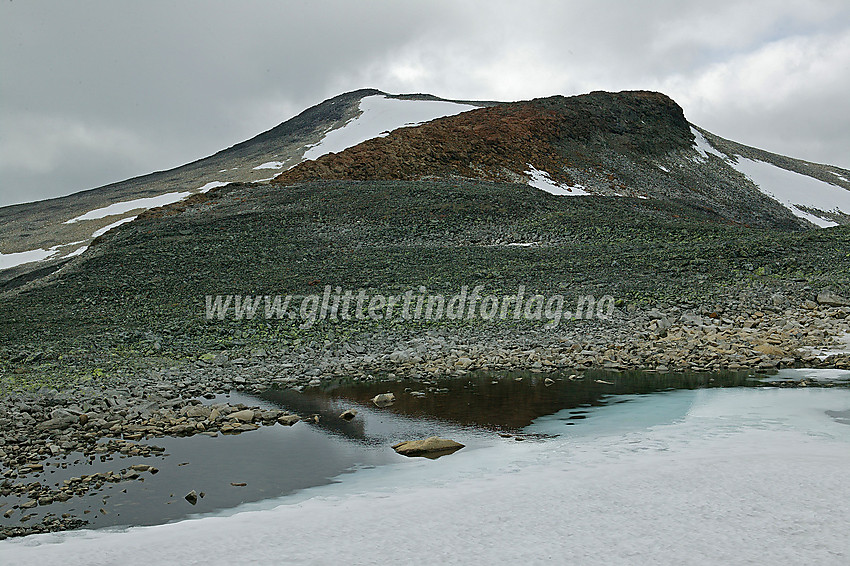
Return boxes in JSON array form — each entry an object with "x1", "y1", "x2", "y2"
[
  {"x1": 1, "y1": 369, "x2": 849, "y2": 565},
  {"x1": 0, "y1": 369, "x2": 760, "y2": 531}
]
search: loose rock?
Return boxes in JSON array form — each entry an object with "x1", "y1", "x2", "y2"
[
  {"x1": 372, "y1": 393, "x2": 395, "y2": 407},
  {"x1": 392, "y1": 436, "x2": 465, "y2": 458}
]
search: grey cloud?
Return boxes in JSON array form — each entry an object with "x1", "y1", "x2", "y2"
[{"x1": 1, "y1": 0, "x2": 848, "y2": 206}]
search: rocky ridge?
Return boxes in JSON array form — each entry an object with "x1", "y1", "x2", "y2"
[{"x1": 272, "y1": 91, "x2": 818, "y2": 229}]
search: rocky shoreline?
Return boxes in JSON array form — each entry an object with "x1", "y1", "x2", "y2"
[{"x1": 2, "y1": 283, "x2": 849, "y2": 538}]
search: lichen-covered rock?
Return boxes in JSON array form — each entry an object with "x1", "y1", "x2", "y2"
[{"x1": 817, "y1": 291, "x2": 850, "y2": 307}]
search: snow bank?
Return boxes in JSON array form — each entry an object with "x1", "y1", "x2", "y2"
[
  {"x1": 0, "y1": 240, "x2": 95, "y2": 271},
  {"x1": 526, "y1": 165, "x2": 590, "y2": 196},
  {"x1": 197, "y1": 181, "x2": 227, "y2": 193},
  {"x1": 91, "y1": 216, "x2": 137, "y2": 238},
  {"x1": 730, "y1": 157, "x2": 847, "y2": 227},
  {"x1": 691, "y1": 128, "x2": 728, "y2": 161},
  {"x1": 64, "y1": 192, "x2": 192, "y2": 224},
  {"x1": 4, "y1": 387, "x2": 848, "y2": 565},
  {"x1": 302, "y1": 95, "x2": 477, "y2": 161},
  {"x1": 0, "y1": 248, "x2": 58, "y2": 270},
  {"x1": 252, "y1": 162, "x2": 285, "y2": 170},
  {"x1": 62, "y1": 245, "x2": 88, "y2": 259},
  {"x1": 799, "y1": 333, "x2": 850, "y2": 362},
  {"x1": 8, "y1": 180, "x2": 221, "y2": 271},
  {"x1": 691, "y1": 127, "x2": 850, "y2": 227}
]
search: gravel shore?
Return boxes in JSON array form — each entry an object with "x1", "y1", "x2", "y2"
[{"x1": 2, "y1": 280, "x2": 849, "y2": 538}]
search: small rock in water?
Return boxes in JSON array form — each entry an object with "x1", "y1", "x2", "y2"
[
  {"x1": 392, "y1": 436, "x2": 464, "y2": 459},
  {"x1": 185, "y1": 490, "x2": 198, "y2": 505},
  {"x1": 339, "y1": 409, "x2": 358, "y2": 420},
  {"x1": 277, "y1": 414, "x2": 300, "y2": 426},
  {"x1": 544, "y1": 378, "x2": 555, "y2": 387},
  {"x1": 372, "y1": 393, "x2": 395, "y2": 407}
]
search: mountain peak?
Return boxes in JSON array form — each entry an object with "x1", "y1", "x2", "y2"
[
  {"x1": 272, "y1": 89, "x2": 695, "y2": 187},
  {"x1": 270, "y1": 90, "x2": 693, "y2": 198},
  {"x1": 269, "y1": 89, "x2": 850, "y2": 229}
]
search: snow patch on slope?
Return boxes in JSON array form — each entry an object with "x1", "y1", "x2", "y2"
[
  {"x1": 197, "y1": 181, "x2": 227, "y2": 193},
  {"x1": 4, "y1": 182, "x2": 225, "y2": 272},
  {"x1": 801, "y1": 332, "x2": 850, "y2": 360},
  {"x1": 64, "y1": 181, "x2": 224, "y2": 226},
  {"x1": 691, "y1": 127, "x2": 849, "y2": 227},
  {"x1": 62, "y1": 245, "x2": 88, "y2": 259},
  {"x1": 730, "y1": 158, "x2": 847, "y2": 228},
  {"x1": 691, "y1": 127, "x2": 728, "y2": 161},
  {"x1": 302, "y1": 95, "x2": 478, "y2": 161},
  {"x1": 0, "y1": 248, "x2": 58, "y2": 270},
  {"x1": 526, "y1": 165, "x2": 590, "y2": 196},
  {"x1": 253, "y1": 161, "x2": 285, "y2": 170},
  {"x1": 64, "y1": 191, "x2": 192, "y2": 224},
  {"x1": 91, "y1": 216, "x2": 137, "y2": 238},
  {"x1": 0, "y1": 238, "x2": 99, "y2": 269}
]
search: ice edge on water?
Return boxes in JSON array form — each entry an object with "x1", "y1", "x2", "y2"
[{"x1": 3, "y1": 386, "x2": 849, "y2": 565}]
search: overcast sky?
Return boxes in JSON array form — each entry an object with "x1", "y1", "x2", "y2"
[{"x1": 1, "y1": 0, "x2": 848, "y2": 207}]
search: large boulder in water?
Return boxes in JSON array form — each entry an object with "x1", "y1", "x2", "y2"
[{"x1": 392, "y1": 436, "x2": 464, "y2": 459}]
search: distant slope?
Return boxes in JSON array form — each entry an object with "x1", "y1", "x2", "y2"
[
  {"x1": 4, "y1": 177, "x2": 850, "y2": 347},
  {"x1": 692, "y1": 127, "x2": 850, "y2": 227},
  {"x1": 0, "y1": 90, "x2": 489, "y2": 288}
]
